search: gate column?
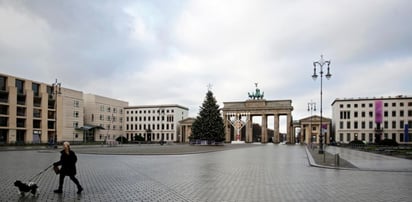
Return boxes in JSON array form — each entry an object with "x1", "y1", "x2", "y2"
[
  {"x1": 286, "y1": 113, "x2": 293, "y2": 143},
  {"x1": 262, "y1": 114, "x2": 267, "y2": 143},
  {"x1": 274, "y1": 114, "x2": 279, "y2": 143},
  {"x1": 247, "y1": 114, "x2": 253, "y2": 143},
  {"x1": 224, "y1": 114, "x2": 231, "y2": 143}
]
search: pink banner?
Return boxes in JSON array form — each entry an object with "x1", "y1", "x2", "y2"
[{"x1": 375, "y1": 100, "x2": 383, "y2": 123}]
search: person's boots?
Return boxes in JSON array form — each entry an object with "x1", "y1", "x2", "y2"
[
  {"x1": 77, "y1": 186, "x2": 83, "y2": 194},
  {"x1": 54, "y1": 187, "x2": 63, "y2": 193}
]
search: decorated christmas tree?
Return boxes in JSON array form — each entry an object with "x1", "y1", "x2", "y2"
[{"x1": 191, "y1": 90, "x2": 225, "y2": 143}]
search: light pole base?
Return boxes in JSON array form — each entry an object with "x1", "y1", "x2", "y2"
[
  {"x1": 318, "y1": 150, "x2": 324, "y2": 154},
  {"x1": 231, "y1": 140, "x2": 245, "y2": 144}
]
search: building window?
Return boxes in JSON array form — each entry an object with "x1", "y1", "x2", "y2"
[
  {"x1": 74, "y1": 100, "x2": 80, "y2": 107},
  {"x1": 354, "y1": 121, "x2": 358, "y2": 129},
  {"x1": 73, "y1": 111, "x2": 79, "y2": 118},
  {"x1": 392, "y1": 111, "x2": 396, "y2": 117},
  {"x1": 32, "y1": 83, "x2": 40, "y2": 96},
  {"x1": 347, "y1": 121, "x2": 351, "y2": 129},
  {"x1": 392, "y1": 103, "x2": 396, "y2": 107},
  {"x1": 339, "y1": 121, "x2": 343, "y2": 129},
  {"x1": 354, "y1": 104, "x2": 358, "y2": 108},
  {"x1": 384, "y1": 103, "x2": 388, "y2": 107},
  {"x1": 0, "y1": 76, "x2": 6, "y2": 91},
  {"x1": 346, "y1": 133, "x2": 351, "y2": 142},
  {"x1": 369, "y1": 121, "x2": 373, "y2": 129},
  {"x1": 369, "y1": 133, "x2": 373, "y2": 142},
  {"x1": 100, "y1": 105, "x2": 104, "y2": 112},
  {"x1": 354, "y1": 112, "x2": 358, "y2": 118},
  {"x1": 339, "y1": 133, "x2": 343, "y2": 142},
  {"x1": 361, "y1": 103, "x2": 365, "y2": 108},
  {"x1": 400, "y1": 120, "x2": 404, "y2": 129},
  {"x1": 392, "y1": 121, "x2": 396, "y2": 129},
  {"x1": 347, "y1": 104, "x2": 351, "y2": 108},
  {"x1": 16, "y1": 79, "x2": 24, "y2": 94},
  {"x1": 340, "y1": 104, "x2": 343, "y2": 108},
  {"x1": 400, "y1": 110, "x2": 404, "y2": 117},
  {"x1": 400, "y1": 133, "x2": 404, "y2": 142},
  {"x1": 369, "y1": 103, "x2": 373, "y2": 107},
  {"x1": 384, "y1": 111, "x2": 388, "y2": 117},
  {"x1": 361, "y1": 133, "x2": 365, "y2": 141},
  {"x1": 361, "y1": 121, "x2": 365, "y2": 129},
  {"x1": 369, "y1": 111, "x2": 373, "y2": 117},
  {"x1": 361, "y1": 111, "x2": 365, "y2": 117},
  {"x1": 384, "y1": 121, "x2": 388, "y2": 129},
  {"x1": 408, "y1": 110, "x2": 412, "y2": 117}
]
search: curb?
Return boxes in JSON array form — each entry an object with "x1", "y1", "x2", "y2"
[
  {"x1": 305, "y1": 147, "x2": 359, "y2": 171},
  {"x1": 305, "y1": 147, "x2": 412, "y2": 173}
]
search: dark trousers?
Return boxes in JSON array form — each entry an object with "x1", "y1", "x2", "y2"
[{"x1": 58, "y1": 174, "x2": 82, "y2": 190}]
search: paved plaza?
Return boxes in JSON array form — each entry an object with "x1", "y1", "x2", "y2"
[{"x1": 1, "y1": 144, "x2": 411, "y2": 201}]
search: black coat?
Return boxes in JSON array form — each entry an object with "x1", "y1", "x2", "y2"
[{"x1": 53, "y1": 150, "x2": 77, "y2": 176}]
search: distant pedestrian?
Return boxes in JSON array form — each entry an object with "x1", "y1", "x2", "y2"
[{"x1": 53, "y1": 142, "x2": 83, "y2": 194}]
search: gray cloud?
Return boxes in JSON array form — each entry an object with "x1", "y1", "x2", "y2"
[{"x1": 1, "y1": 0, "x2": 411, "y2": 130}]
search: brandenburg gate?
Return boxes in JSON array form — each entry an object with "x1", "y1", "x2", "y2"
[{"x1": 222, "y1": 85, "x2": 294, "y2": 143}]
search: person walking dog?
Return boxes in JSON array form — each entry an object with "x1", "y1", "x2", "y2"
[{"x1": 53, "y1": 142, "x2": 83, "y2": 194}]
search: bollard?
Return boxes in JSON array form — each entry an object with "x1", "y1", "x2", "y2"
[{"x1": 335, "y1": 153, "x2": 340, "y2": 166}]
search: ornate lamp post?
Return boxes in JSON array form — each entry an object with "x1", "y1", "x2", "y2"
[
  {"x1": 312, "y1": 55, "x2": 332, "y2": 154},
  {"x1": 158, "y1": 108, "x2": 165, "y2": 145},
  {"x1": 307, "y1": 101, "x2": 316, "y2": 144},
  {"x1": 227, "y1": 112, "x2": 250, "y2": 143},
  {"x1": 51, "y1": 79, "x2": 61, "y2": 147}
]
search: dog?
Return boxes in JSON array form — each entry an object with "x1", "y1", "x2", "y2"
[{"x1": 14, "y1": 180, "x2": 39, "y2": 197}]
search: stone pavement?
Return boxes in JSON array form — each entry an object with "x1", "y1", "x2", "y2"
[
  {"x1": 325, "y1": 146, "x2": 412, "y2": 172},
  {"x1": 1, "y1": 144, "x2": 411, "y2": 201}
]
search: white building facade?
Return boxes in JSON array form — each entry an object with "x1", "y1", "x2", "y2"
[
  {"x1": 83, "y1": 94, "x2": 128, "y2": 142},
  {"x1": 125, "y1": 105, "x2": 189, "y2": 142},
  {"x1": 332, "y1": 96, "x2": 412, "y2": 144}
]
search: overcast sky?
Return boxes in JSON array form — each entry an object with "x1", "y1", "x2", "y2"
[{"x1": 1, "y1": 0, "x2": 411, "y2": 128}]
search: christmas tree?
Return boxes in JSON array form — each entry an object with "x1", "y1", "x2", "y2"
[{"x1": 191, "y1": 90, "x2": 225, "y2": 143}]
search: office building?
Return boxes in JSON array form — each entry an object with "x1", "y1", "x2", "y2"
[
  {"x1": 124, "y1": 105, "x2": 189, "y2": 142},
  {"x1": 331, "y1": 96, "x2": 412, "y2": 144}
]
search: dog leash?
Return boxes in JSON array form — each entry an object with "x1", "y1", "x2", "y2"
[{"x1": 28, "y1": 164, "x2": 53, "y2": 182}]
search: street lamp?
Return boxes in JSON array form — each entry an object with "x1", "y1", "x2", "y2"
[
  {"x1": 52, "y1": 79, "x2": 61, "y2": 148},
  {"x1": 307, "y1": 101, "x2": 316, "y2": 144},
  {"x1": 312, "y1": 55, "x2": 332, "y2": 154},
  {"x1": 158, "y1": 108, "x2": 165, "y2": 144}
]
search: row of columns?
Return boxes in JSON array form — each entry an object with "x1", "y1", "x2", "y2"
[{"x1": 224, "y1": 113, "x2": 293, "y2": 143}]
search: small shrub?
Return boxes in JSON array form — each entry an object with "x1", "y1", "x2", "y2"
[
  {"x1": 380, "y1": 138, "x2": 398, "y2": 146},
  {"x1": 134, "y1": 135, "x2": 145, "y2": 141},
  {"x1": 116, "y1": 136, "x2": 128, "y2": 144},
  {"x1": 348, "y1": 140, "x2": 365, "y2": 145}
]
